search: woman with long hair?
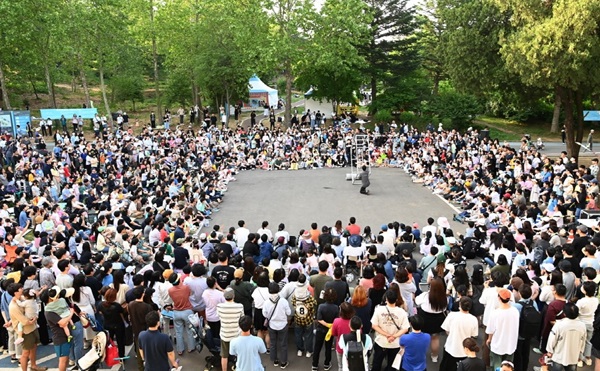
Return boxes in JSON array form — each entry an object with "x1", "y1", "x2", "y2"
[
  {"x1": 251, "y1": 271, "x2": 271, "y2": 349},
  {"x1": 415, "y1": 277, "x2": 448, "y2": 362},
  {"x1": 98, "y1": 288, "x2": 126, "y2": 357},
  {"x1": 350, "y1": 285, "x2": 372, "y2": 334},
  {"x1": 395, "y1": 266, "x2": 416, "y2": 316},
  {"x1": 109, "y1": 270, "x2": 130, "y2": 304},
  {"x1": 72, "y1": 274, "x2": 96, "y2": 342},
  {"x1": 368, "y1": 273, "x2": 388, "y2": 317},
  {"x1": 388, "y1": 283, "x2": 407, "y2": 312}
]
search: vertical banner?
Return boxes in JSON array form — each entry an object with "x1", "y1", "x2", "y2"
[{"x1": 12, "y1": 111, "x2": 30, "y2": 135}]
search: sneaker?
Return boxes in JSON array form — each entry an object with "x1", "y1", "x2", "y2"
[
  {"x1": 532, "y1": 347, "x2": 543, "y2": 355},
  {"x1": 312, "y1": 367, "x2": 318, "y2": 371},
  {"x1": 324, "y1": 364, "x2": 332, "y2": 371},
  {"x1": 577, "y1": 361, "x2": 584, "y2": 368},
  {"x1": 306, "y1": 352, "x2": 313, "y2": 358},
  {"x1": 297, "y1": 350, "x2": 303, "y2": 357},
  {"x1": 14, "y1": 337, "x2": 24, "y2": 345},
  {"x1": 533, "y1": 367, "x2": 542, "y2": 371},
  {"x1": 69, "y1": 360, "x2": 76, "y2": 366},
  {"x1": 280, "y1": 362, "x2": 289, "y2": 369},
  {"x1": 274, "y1": 360, "x2": 279, "y2": 367},
  {"x1": 586, "y1": 358, "x2": 593, "y2": 366},
  {"x1": 266, "y1": 349, "x2": 270, "y2": 355},
  {"x1": 431, "y1": 355, "x2": 438, "y2": 363},
  {"x1": 10, "y1": 357, "x2": 18, "y2": 363}
]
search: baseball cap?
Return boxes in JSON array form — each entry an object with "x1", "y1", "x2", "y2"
[{"x1": 498, "y1": 288, "x2": 511, "y2": 301}]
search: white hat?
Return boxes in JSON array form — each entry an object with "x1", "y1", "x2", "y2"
[{"x1": 541, "y1": 263, "x2": 555, "y2": 273}]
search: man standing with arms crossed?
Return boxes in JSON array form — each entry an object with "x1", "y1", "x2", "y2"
[{"x1": 217, "y1": 288, "x2": 244, "y2": 371}]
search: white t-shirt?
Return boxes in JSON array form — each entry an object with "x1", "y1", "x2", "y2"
[
  {"x1": 576, "y1": 296, "x2": 599, "y2": 325},
  {"x1": 256, "y1": 228, "x2": 273, "y2": 241},
  {"x1": 371, "y1": 304, "x2": 410, "y2": 348},
  {"x1": 274, "y1": 230, "x2": 290, "y2": 244},
  {"x1": 485, "y1": 306, "x2": 520, "y2": 355},
  {"x1": 235, "y1": 227, "x2": 250, "y2": 248},
  {"x1": 441, "y1": 311, "x2": 479, "y2": 357}
]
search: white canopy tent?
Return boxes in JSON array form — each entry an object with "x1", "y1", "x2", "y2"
[{"x1": 247, "y1": 75, "x2": 278, "y2": 109}]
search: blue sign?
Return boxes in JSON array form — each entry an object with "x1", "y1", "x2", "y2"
[
  {"x1": 39, "y1": 108, "x2": 98, "y2": 120},
  {"x1": 12, "y1": 111, "x2": 30, "y2": 135},
  {"x1": 584, "y1": 111, "x2": 600, "y2": 121}
]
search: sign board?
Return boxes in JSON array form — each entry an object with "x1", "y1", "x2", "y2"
[
  {"x1": 584, "y1": 111, "x2": 600, "y2": 121},
  {"x1": 39, "y1": 108, "x2": 98, "y2": 120},
  {"x1": 0, "y1": 113, "x2": 12, "y2": 134},
  {"x1": 12, "y1": 111, "x2": 30, "y2": 135}
]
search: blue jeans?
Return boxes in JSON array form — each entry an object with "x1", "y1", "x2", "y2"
[
  {"x1": 173, "y1": 309, "x2": 195, "y2": 353},
  {"x1": 69, "y1": 321, "x2": 84, "y2": 362},
  {"x1": 294, "y1": 323, "x2": 314, "y2": 353}
]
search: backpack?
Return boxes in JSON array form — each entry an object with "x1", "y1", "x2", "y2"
[
  {"x1": 532, "y1": 246, "x2": 544, "y2": 265},
  {"x1": 519, "y1": 300, "x2": 542, "y2": 338},
  {"x1": 344, "y1": 332, "x2": 366, "y2": 371}
]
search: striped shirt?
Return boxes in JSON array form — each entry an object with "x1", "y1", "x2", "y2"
[{"x1": 216, "y1": 301, "x2": 244, "y2": 342}]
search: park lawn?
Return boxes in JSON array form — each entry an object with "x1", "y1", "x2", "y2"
[{"x1": 473, "y1": 115, "x2": 563, "y2": 142}]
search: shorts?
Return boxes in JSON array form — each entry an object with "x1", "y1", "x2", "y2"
[
  {"x1": 54, "y1": 342, "x2": 72, "y2": 357},
  {"x1": 22, "y1": 329, "x2": 40, "y2": 351},
  {"x1": 220, "y1": 340, "x2": 230, "y2": 358}
]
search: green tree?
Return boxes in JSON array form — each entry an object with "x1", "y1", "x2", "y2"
[
  {"x1": 492, "y1": 0, "x2": 600, "y2": 159},
  {"x1": 360, "y1": 0, "x2": 420, "y2": 111},
  {"x1": 295, "y1": 0, "x2": 369, "y2": 114}
]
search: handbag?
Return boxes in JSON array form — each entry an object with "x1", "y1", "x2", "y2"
[{"x1": 104, "y1": 337, "x2": 120, "y2": 367}]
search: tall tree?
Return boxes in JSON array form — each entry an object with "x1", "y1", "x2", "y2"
[
  {"x1": 360, "y1": 0, "x2": 420, "y2": 111},
  {"x1": 492, "y1": 0, "x2": 600, "y2": 159},
  {"x1": 265, "y1": 0, "x2": 316, "y2": 124},
  {"x1": 295, "y1": 0, "x2": 370, "y2": 113}
]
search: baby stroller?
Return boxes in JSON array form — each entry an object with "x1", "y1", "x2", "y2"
[
  {"x1": 78, "y1": 331, "x2": 107, "y2": 371},
  {"x1": 188, "y1": 313, "x2": 224, "y2": 370}
]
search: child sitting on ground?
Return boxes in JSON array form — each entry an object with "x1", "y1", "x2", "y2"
[{"x1": 15, "y1": 288, "x2": 39, "y2": 345}]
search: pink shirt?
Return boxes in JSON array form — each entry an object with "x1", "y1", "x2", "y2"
[{"x1": 331, "y1": 318, "x2": 352, "y2": 354}]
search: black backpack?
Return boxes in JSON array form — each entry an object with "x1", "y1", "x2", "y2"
[
  {"x1": 344, "y1": 332, "x2": 366, "y2": 371},
  {"x1": 519, "y1": 300, "x2": 542, "y2": 338}
]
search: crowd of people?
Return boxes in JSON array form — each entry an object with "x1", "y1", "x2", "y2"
[{"x1": 0, "y1": 113, "x2": 599, "y2": 371}]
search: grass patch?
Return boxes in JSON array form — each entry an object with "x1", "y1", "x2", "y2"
[{"x1": 473, "y1": 115, "x2": 562, "y2": 142}]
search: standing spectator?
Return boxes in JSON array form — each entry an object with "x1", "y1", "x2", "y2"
[
  {"x1": 440, "y1": 297, "x2": 479, "y2": 371},
  {"x1": 456, "y1": 338, "x2": 486, "y2": 371},
  {"x1": 536, "y1": 284, "x2": 567, "y2": 354},
  {"x1": 98, "y1": 288, "x2": 127, "y2": 358},
  {"x1": 588, "y1": 130, "x2": 595, "y2": 152},
  {"x1": 138, "y1": 311, "x2": 179, "y2": 371},
  {"x1": 310, "y1": 261, "x2": 333, "y2": 306},
  {"x1": 576, "y1": 281, "x2": 598, "y2": 367},
  {"x1": 183, "y1": 264, "x2": 208, "y2": 319},
  {"x1": 167, "y1": 273, "x2": 195, "y2": 355},
  {"x1": 230, "y1": 315, "x2": 267, "y2": 371},
  {"x1": 312, "y1": 288, "x2": 339, "y2": 371},
  {"x1": 359, "y1": 166, "x2": 370, "y2": 195},
  {"x1": 251, "y1": 271, "x2": 271, "y2": 350},
  {"x1": 399, "y1": 315, "x2": 431, "y2": 371},
  {"x1": 325, "y1": 267, "x2": 350, "y2": 306},
  {"x1": 371, "y1": 289, "x2": 410, "y2": 371},
  {"x1": 513, "y1": 284, "x2": 541, "y2": 371},
  {"x1": 546, "y1": 303, "x2": 587, "y2": 370},
  {"x1": 263, "y1": 282, "x2": 291, "y2": 369},
  {"x1": 415, "y1": 276, "x2": 448, "y2": 362},
  {"x1": 217, "y1": 288, "x2": 244, "y2": 371},
  {"x1": 9, "y1": 283, "x2": 46, "y2": 371},
  {"x1": 230, "y1": 268, "x2": 255, "y2": 316},
  {"x1": 338, "y1": 316, "x2": 373, "y2": 371},
  {"x1": 292, "y1": 274, "x2": 316, "y2": 358},
  {"x1": 349, "y1": 285, "x2": 373, "y2": 335},
  {"x1": 331, "y1": 302, "x2": 356, "y2": 371},
  {"x1": 129, "y1": 287, "x2": 154, "y2": 371},
  {"x1": 41, "y1": 288, "x2": 74, "y2": 371},
  {"x1": 485, "y1": 288, "x2": 520, "y2": 370},
  {"x1": 212, "y1": 252, "x2": 235, "y2": 290}
]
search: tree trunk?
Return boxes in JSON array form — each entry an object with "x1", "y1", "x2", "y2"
[
  {"x1": 150, "y1": 0, "x2": 161, "y2": 120},
  {"x1": 432, "y1": 71, "x2": 440, "y2": 96},
  {"x1": 550, "y1": 87, "x2": 561, "y2": 133},
  {"x1": 561, "y1": 86, "x2": 579, "y2": 160},
  {"x1": 370, "y1": 76, "x2": 377, "y2": 114},
  {"x1": 0, "y1": 61, "x2": 11, "y2": 110},
  {"x1": 284, "y1": 62, "x2": 293, "y2": 125},
  {"x1": 575, "y1": 89, "x2": 584, "y2": 145},
  {"x1": 44, "y1": 62, "x2": 57, "y2": 108},
  {"x1": 98, "y1": 61, "x2": 114, "y2": 127},
  {"x1": 191, "y1": 80, "x2": 199, "y2": 107},
  {"x1": 29, "y1": 78, "x2": 40, "y2": 100},
  {"x1": 78, "y1": 54, "x2": 91, "y2": 108}
]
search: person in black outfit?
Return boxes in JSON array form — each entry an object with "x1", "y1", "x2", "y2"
[
  {"x1": 324, "y1": 267, "x2": 350, "y2": 306},
  {"x1": 173, "y1": 244, "x2": 190, "y2": 271},
  {"x1": 243, "y1": 233, "x2": 260, "y2": 262},
  {"x1": 457, "y1": 338, "x2": 485, "y2": 371},
  {"x1": 98, "y1": 288, "x2": 127, "y2": 358},
  {"x1": 312, "y1": 288, "x2": 339, "y2": 370},
  {"x1": 211, "y1": 252, "x2": 235, "y2": 290}
]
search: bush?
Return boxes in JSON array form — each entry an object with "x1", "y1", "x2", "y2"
[
  {"x1": 374, "y1": 109, "x2": 392, "y2": 123},
  {"x1": 423, "y1": 91, "x2": 482, "y2": 126}
]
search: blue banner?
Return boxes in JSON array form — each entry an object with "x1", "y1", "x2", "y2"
[
  {"x1": 39, "y1": 108, "x2": 98, "y2": 120},
  {"x1": 12, "y1": 111, "x2": 30, "y2": 135},
  {"x1": 584, "y1": 111, "x2": 600, "y2": 121}
]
